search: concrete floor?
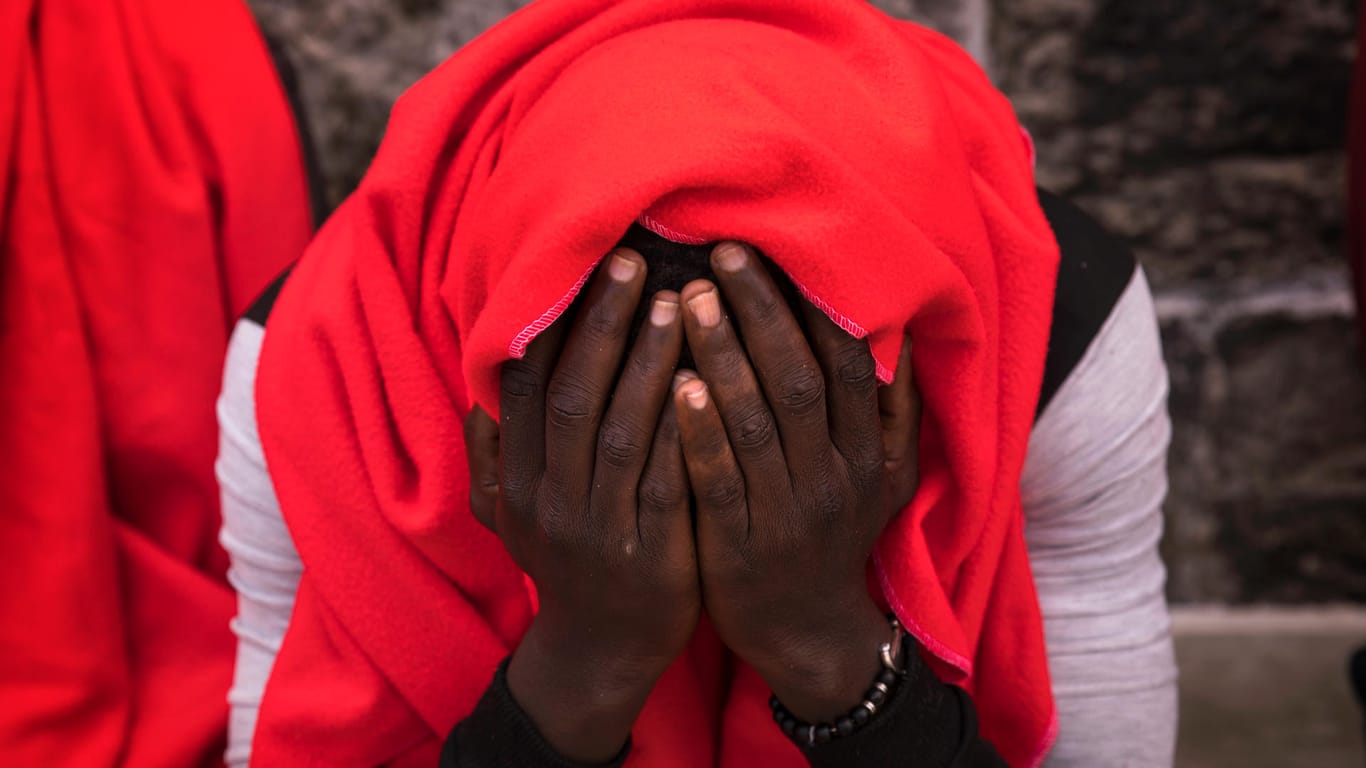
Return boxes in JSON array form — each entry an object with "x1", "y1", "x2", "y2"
[{"x1": 1173, "y1": 607, "x2": 1366, "y2": 768}]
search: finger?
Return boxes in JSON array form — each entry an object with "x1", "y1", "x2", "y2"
[
  {"x1": 877, "y1": 335, "x2": 921, "y2": 512},
  {"x1": 675, "y1": 378, "x2": 750, "y2": 549},
  {"x1": 679, "y1": 280, "x2": 790, "y2": 506},
  {"x1": 596, "y1": 291, "x2": 685, "y2": 521},
  {"x1": 463, "y1": 405, "x2": 501, "y2": 533},
  {"x1": 637, "y1": 376, "x2": 691, "y2": 552},
  {"x1": 799, "y1": 300, "x2": 881, "y2": 474},
  {"x1": 707, "y1": 242, "x2": 831, "y2": 475},
  {"x1": 544, "y1": 249, "x2": 647, "y2": 496},
  {"x1": 499, "y1": 310, "x2": 569, "y2": 502}
]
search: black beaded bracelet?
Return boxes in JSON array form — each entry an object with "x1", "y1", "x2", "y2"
[{"x1": 769, "y1": 615, "x2": 908, "y2": 749}]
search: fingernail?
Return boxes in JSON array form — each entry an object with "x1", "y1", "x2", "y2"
[
  {"x1": 672, "y1": 370, "x2": 697, "y2": 391},
  {"x1": 650, "y1": 298, "x2": 678, "y2": 326},
  {"x1": 714, "y1": 242, "x2": 747, "y2": 272},
  {"x1": 687, "y1": 290, "x2": 721, "y2": 328},
  {"x1": 681, "y1": 381, "x2": 709, "y2": 409},
  {"x1": 608, "y1": 252, "x2": 638, "y2": 282}
]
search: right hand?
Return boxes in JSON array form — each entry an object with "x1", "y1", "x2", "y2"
[{"x1": 462, "y1": 248, "x2": 697, "y2": 762}]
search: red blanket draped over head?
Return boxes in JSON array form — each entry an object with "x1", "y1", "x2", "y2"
[
  {"x1": 0, "y1": 0, "x2": 310, "y2": 764},
  {"x1": 254, "y1": 0, "x2": 1060, "y2": 765}
]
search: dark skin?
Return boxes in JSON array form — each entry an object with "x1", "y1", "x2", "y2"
[{"x1": 463, "y1": 242, "x2": 921, "y2": 762}]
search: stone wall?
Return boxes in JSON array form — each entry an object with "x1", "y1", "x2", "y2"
[
  {"x1": 245, "y1": 0, "x2": 1366, "y2": 603},
  {"x1": 248, "y1": 0, "x2": 530, "y2": 207},
  {"x1": 992, "y1": 0, "x2": 1366, "y2": 602}
]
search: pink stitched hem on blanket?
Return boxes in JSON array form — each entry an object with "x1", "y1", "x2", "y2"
[{"x1": 507, "y1": 263, "x2": 596, "y2": 359}]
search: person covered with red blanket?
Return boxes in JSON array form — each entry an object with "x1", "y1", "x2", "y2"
[{"x1": 218, "y1": 0, "x2": 1178, "y2": 765}]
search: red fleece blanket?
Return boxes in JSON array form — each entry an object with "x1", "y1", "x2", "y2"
[
  {"x1": 0, "y1": 0, "x2": 310, "y2": 763},
  {"x1": 255, "y1": 1, "x2": 1059, "y2": 765}
]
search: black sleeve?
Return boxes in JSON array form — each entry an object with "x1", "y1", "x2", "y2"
[
  {"x1": 441, "y1": 647, "x2": 1003, "y2": 768},
  {"x1": 800, "y1": 646, "x2": 1007, "y2": 768},
  {"x1": 439, "y1": 659, "x2": 630, "y2": 768},
  {"x1": 1034, "y1": 187, "x2": 1137, "y2": 418}
]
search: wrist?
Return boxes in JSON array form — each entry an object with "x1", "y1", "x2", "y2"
[
  {"x1": 757, "y1": 596, "x2": 889, "y2": 722},
  {"x1": 507, "y1": 616, "x2": 667, "y2": 763}
]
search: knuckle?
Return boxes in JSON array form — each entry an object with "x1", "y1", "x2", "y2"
[
  {"x1": 731, "y1": 405, "x2": 776, "y2": 450},
  {"x1": 536, "y1": 501, "x2": 580, "y2": 548},
  {"x1": 471, "y1": 474, "x2": 500, "y2": 499},
  {"x1": 814, "y1": 481, "x2": 846, "y2": 516},
  {"x1": 621, "y1": 351, "x2": 668, "y2": 388},
  {"x1": 696, "y1": 422, "x2": 733, "y2": 459},
  {"x1": 545, "y1": 374, "x2": 597, "y2": 428},
  {"x1": 812, "y1": 488, "x2": 844, "y2": 524},
  {"x1": 699, "y1": 473, "x2": 746, "y2": 510},
  {"x1": 720, "y1": 340, "x2": 752, "y2": 371},
  {"x1": 775, "y1": 365, "x2": 825, "y2": 415},
  {"x1": 746, "y1": 291, "x2": 787, "y2": 330},
  {"x1": 598, "y1": 419, "x2": 647, "y2": 469},
  {"x1": 580, "y1": 299, "x2": 629, "y2": 342},
  {"x1": 834, "y1": 347, "x2": 876, "y2": 387},
  {"x1": 538, "y1": 519, "x2": 573, "y2": 550},
  {"x1": 501, "y1": 363, "x2": 542, "y2": 402},
  {"x1": 639, "y1": 476, "x2": 681, "y2": 513}
]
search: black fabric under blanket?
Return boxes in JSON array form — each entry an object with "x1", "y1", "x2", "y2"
[{"x1": 440, "y1": 639, "x2": 1007, "y2": 768}]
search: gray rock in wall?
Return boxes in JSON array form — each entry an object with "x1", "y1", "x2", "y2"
[
  {"x1": 1159, "y1": 281, "x2": 1366, "y2": 602},
  {"x1": 994, "y1": 0, "x2": 1355, "y2": 292},
  {"x1": 1213, "y1": 311, "x2": 1366, "y2": 601},
  {"x1": 994, "y1": 0, "x2": 1366, "y2": 601},
  {"x1": 249, "y1": 0, "x2": 533, "y2": 207},
  {"x1": 875, "y1": 0, "x2": 992, "y2": 69}
]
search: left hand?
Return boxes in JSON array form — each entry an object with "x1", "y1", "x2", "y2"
[{"x1": 674, "y1": 241, "x2": 921, "y2": 722}]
